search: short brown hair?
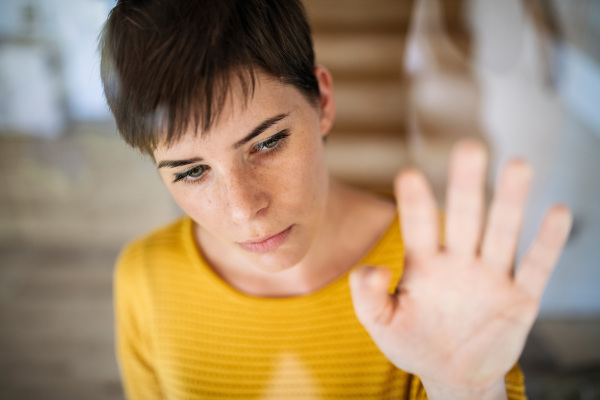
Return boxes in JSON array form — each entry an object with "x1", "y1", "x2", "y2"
[{"x1": 100, "y1": 0, "x2": 319, "y2": 155}]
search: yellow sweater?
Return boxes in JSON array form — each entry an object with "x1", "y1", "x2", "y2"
[{"x1": 115, "y1": 216, "x2": 526, "y2": 399}]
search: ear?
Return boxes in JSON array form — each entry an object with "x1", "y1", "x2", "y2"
[{"x1": 314, "y1": 66, "x2": 335, "y2": 137}]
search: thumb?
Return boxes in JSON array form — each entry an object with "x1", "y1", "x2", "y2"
[{"x1": 349, "y1": 266, "x2": 397, "y2": 328}]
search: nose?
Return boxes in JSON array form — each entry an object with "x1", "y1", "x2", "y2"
[{"x1": 222, "y1": 166, "x2": 270, "y2": 222}]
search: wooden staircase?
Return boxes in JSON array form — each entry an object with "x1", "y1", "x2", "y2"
[{"x1": 303, "y1": 0, "x2": 482, "y2": 198}]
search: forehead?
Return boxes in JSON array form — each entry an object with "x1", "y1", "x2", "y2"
[{"x1": 153, "y1": 73, "x2": 312, "y2": 158}]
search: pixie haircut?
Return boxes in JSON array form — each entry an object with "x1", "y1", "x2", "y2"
[{"x1": 100, "y1": 0, "x2": 320, "y2": 155}]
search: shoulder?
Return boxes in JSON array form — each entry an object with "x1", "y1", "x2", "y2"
[{"x1": 115, "y1": 216, "x2": 192, "y2": 283}]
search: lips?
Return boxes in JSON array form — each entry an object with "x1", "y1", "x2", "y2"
[{"x1": 237, "y1": 225, "x2": 293, "y2": 253}]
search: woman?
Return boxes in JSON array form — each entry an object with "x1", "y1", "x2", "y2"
[{"x1": 100, "y1": 0, "x2": 571, "y2": 398}]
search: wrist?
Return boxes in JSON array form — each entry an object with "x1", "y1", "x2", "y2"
[{"x1": 421, "y1": 378, "x2": 507, "y2": 400}]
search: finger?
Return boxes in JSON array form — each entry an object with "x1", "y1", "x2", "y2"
[
  {"x1": 349, "y1": 266, "x2": 397, "y2": 328},
  {"x1": 516, "y1": 205, "x2": 572, "y2": 299},
  {"x1": 481, "y1": 159, "x2": 533, "y2": 273},
  {"x1": 445, "y1": 140, "x2": 488, "y2": 256},
  {"x1": 395, "y1": 169, "x2": 439, "y2": 261}
]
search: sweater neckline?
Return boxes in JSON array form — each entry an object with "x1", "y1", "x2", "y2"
[{"x1": 181, "y1": 215, "x2": 402, "y2": 305}]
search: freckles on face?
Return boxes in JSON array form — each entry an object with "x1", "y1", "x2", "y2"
[{"x1": 153, "y1": 76, "x2": 330, "y2": 267}]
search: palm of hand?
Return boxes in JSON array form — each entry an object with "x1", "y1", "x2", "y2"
[
  {"x1": 350, "y1": 140, "x2": 571, "y2": 392},
  {"x1": 371, "y1": 254, "x2": 537, "y2": 389}
]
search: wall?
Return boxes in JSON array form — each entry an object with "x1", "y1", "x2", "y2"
[{"x1": 469, "y1": 0, "x2": 600, "y2": 316}]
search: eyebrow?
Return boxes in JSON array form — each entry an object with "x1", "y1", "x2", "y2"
[
  {"x1": 232, "y1": 112, "x2": 289, "y2": 150},
  {"x1": 156, "y1": 112, "x2": 290, "y2": 169},
  {"x1": 157, "y1": 157, "x2": 203, "y2": 169}
]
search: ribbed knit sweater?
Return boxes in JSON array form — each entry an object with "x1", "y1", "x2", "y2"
[{"x1": 114, "y1": 216, "x2": 527, "y2": 399}]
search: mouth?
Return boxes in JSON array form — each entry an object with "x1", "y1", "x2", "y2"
[{"x1": 237, "y1": 225, "x2": 293, "y2": 253}]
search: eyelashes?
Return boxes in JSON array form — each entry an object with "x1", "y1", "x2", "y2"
[
  {"x1": 252, "y1": 130, "x2": 290, "y2": 155},
  {"x1": 173, "y1": 165, "x2": 205, "y2": 183},
  {"x1": 172, "y1": 130, "x2": 291, "y2": 184}
]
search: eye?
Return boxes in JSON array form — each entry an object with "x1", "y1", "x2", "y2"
[
  {"x1": 252, "y1": 131, "x2": 291, "y2": 153},
  {"x1": 173, "y1": 165, "x2": 206, "y2": 183},
  {"x1": 187, "y1": 166, "x2": 205, "y2": 178},
  {"x1": 261, "y1": 137, "x2": 279, "y2": 149}
]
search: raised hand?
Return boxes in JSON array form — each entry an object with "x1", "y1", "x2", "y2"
[{"x1": 349, "y1": 140, "x2": 572, "y2": 399}]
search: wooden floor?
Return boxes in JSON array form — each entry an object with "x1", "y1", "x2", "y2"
[
  {"x1": 0, "y1": 245, "x2": 124, "y2": 400},
  {"x1": 1, "y1": 245, "x2": 599, "y2": 400}
]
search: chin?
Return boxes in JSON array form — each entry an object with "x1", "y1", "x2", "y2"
[{"x1": 250, "y1": 247, "x2": 307, "y2": 274}]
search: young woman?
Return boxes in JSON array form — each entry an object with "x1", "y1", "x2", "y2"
[{"x1": 100, "y1": 0, "x2": 571, "y2": 398}]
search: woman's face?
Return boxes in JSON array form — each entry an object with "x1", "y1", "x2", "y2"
[{"x1": 154, "y1": 68, "x2": 335, "y2": 273}]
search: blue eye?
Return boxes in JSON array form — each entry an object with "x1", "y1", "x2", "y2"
[
  {"x1": 173, "y1": 165, "x2": 206, "y2": 183},
  {"x1": 260, "y1": 137, "x2": 279, "y2": 149},
  {"x1": 187, "y1": 166, "x2": 205, "y2": 178},
  {"x1": 253, "y1": 131, "x2": 291, "y2": 153}
]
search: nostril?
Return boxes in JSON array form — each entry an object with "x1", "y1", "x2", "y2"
[{"x1": 256, "y1": 206, "x2": 268, "y2": 217}]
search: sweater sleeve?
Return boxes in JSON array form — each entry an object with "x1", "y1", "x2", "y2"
[
  {"x1": 505, "y1": 363, "x2": 527, "y2": 399},
  {"x1": 114, "y1": 242, "x2": 163, "y2": 400}
]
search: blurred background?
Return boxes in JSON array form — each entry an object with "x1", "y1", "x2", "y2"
[{"x1": 0, "y1": 0, "x2": 599, "y2": 399}]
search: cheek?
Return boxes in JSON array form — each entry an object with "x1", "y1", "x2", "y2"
[
  {"x1": 170, "y1": 186, "x2": 224, "y2": 229},
  {"x1": 275, "y1": 136, "x2": 329, "y2": 212}
]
